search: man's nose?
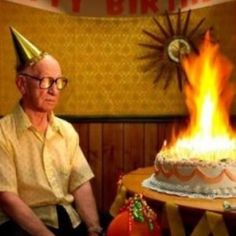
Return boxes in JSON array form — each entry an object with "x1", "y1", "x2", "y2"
[{"x1": 48, "y1": 82, "x2": 59, "y2": 94}]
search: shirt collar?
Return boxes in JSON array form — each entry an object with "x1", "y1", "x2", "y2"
[
  {"x1": 48, "y1": 113, "x2": 64, "y2": 136},
  {"x1": 13, "y1": 103, "x2": 64, "y2": 138},
  {"x1": 14, "y1": 104, "x2": 32, "y2": 136}
]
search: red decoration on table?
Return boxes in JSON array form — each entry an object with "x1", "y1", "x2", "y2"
[{"x1": 107, "y1": 193, "x2": 162, "y2": 236}]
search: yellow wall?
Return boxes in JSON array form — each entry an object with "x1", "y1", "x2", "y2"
[{"x1": 0, "y1": 1, "x2": 236, "y2": 117}]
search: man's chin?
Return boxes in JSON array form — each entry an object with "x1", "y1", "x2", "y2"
[{"x1": 38, "y1": 105, "x2": 56, "y2": 113}]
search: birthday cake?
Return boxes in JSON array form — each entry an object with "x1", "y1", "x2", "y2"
[
  {"x1": 146, "y1": 146, "x2": 236, "y2": 198},
  {"x1": 142, "y1": 31, "x2": 236, "y2": 199}
]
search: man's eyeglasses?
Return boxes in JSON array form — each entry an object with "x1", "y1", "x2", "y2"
[{"x1": 19, "y1": 73, "x2": 68, "y2": 90}]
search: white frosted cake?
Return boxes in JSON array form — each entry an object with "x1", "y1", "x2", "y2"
[
  {"x1": 141, "y1": 31, "x2": 236, "y2": 199},
  {"x1": 143, "y1": 143, "x2": 236, "y2": 198}
]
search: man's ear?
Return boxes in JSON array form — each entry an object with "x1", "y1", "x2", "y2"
[{"x1": 16, "y1": 75, "x2": 26, "y2": 95}]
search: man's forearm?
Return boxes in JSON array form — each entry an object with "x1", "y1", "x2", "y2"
[
  {"x1": 0, "y1": 191, "x2": 54, "y2": 236},
  {"x1": 72, "y1": 181, "x2": 102, "y2": 235}
]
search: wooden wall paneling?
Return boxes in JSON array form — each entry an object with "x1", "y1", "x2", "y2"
[
  {"x1": 73, "y1": 123, "x2": 89, "y2": 158},
  {"x1": 170, "y1": 118, "x2": 188, "y2": 139},
  {"x1": 88, "y1": 124, "x2": 103, "y2": 210},
  {"x1": 230, "y1": 117, "x2": 236, "y2": 128},
  {"x1": 102, "y1": 123, "x2": 124, "y2": 211},
  {"x1": 156, "y1": 122, "x2": 167, "y2": 151},
  {"x1": 123, "y1": 123, "x2": 144, "y2": 173},
  {"x1": 156, "y1": 119, "x2": 188, "y2": 150},
  {"x1": 71, "y1": 119, "x2": 189, "y2": 213},
  {"x1": 144, "y1": 123, "x2": 158, "y2": 166},
  {"x1": 164, "y1": 122, "x2": 175, "y2": 144}
]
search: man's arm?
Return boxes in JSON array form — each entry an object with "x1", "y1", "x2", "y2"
[
  {"x1": 72, "y1": 181, "x2": 103, "y2": 236},
  {"x1": 0, "y1": 191, "x2": 54, "y2": 236}
]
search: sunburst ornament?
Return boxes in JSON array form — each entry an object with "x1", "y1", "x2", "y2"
[{"x1": 139, "y1": 10, "x2": 207, "y2": 91}]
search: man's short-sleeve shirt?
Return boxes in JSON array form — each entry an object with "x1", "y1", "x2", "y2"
[{"x1": 0, "y1": 104, "x2": 94, "y2": 228}]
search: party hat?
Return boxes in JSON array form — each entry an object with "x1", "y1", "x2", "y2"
[{"x1": 10, "y1": 27, "x2": 47, "y2": 70}]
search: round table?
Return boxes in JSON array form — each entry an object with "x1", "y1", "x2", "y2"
[
  {"x1": 122, "y1": 166, "x2": 236, "y2": 212},
  {"x1": 121, "y1": 167, "x2": 236, "y2": 236}
]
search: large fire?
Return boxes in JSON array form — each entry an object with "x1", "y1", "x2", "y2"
[{"x1": 163, "y1": 32, "x2": 236, "y2": 162}]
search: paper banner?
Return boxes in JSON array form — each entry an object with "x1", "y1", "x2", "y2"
[{"x1": 3, "y1": 0, "x2": 235, "y2": 16}]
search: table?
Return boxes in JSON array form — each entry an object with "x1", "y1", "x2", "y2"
[
  {"x1": 119, "y1": 167, "x2": 236, "y2": 236},
  {"x1": 122, "y1": 167, "x2": 236, "y2": 212}
]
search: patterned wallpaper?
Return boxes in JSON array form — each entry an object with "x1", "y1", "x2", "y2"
[{"x1": 0, "y1": 1, "x2": 236, "y2": 117}]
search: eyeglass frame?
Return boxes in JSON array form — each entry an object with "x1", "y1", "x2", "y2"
[{"x1": 18, "y1": 73, "x2": 68, "y2": 90}]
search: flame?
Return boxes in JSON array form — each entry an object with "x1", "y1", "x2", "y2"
[{"x1": 164, "y1": 31, "x2": 236, "y2": 162}]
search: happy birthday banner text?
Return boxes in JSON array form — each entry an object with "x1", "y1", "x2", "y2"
[{"x1": 4, "y1": 0, "x2": 235, "y2": 16}]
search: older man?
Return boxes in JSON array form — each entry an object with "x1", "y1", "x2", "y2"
[{"x1": 0, "y1": 27, "x2": 103, "y2": 236}]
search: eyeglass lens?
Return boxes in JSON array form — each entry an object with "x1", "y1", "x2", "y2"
[
  {"x1": 19, "y1": 73, "x2": 68, "y2": 90},
  {"x1": 40, "y1": 77, "x2": 67, "y2": 90}
]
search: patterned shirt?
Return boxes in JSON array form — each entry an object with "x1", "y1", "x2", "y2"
[{"x1": 0, "y1": 104, "x2": 94, "y2": 228}]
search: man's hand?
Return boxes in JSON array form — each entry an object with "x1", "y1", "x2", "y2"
[
  {"x1": 0, "y1": 192, "x2": 55, "y2": 236},
  {"x1": 72, "y1": 182, "x2": 103, "y2": 236},
  {"x1": 88, "y1": 225, "x2": 104, "y2": 236}
]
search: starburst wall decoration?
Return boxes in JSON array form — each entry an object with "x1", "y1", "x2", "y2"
[{"x1": 139, "y1": 10, "x2": 209, "y2": 91}]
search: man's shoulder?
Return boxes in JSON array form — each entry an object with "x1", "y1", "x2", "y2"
[
  {"x1": 0, "y1": 113, "x2": 16, "y2": 142},
  {"x1": 53, "y1": 116, "x2": 73, "y2": 127},
  {"x1": 0, "y1": 104, "x2": 24, "y2": 129},
  {"x1": 0, "y1": 113, "x2": 15, "y2": 128},
  {"x1": 53, "y1": 116, "x2": 77, "y2": 135}
]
